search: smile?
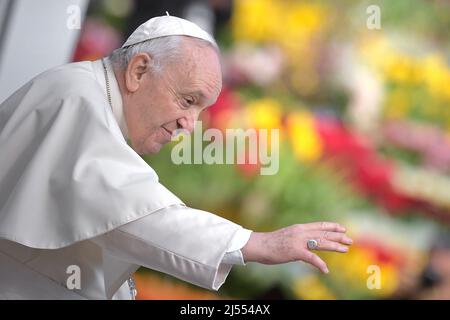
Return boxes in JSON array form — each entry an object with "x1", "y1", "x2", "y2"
[{"x1": 162, "y1": 126, "x2": 173, "y2": 141}]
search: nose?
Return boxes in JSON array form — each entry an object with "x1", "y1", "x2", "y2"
[{"x1": 177, "y1": 110, "x2": 200, "y2": 134}]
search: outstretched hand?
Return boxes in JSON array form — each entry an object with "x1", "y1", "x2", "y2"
[{"x1": 241, "y1": 222, "x2": 353, "y2": 274}]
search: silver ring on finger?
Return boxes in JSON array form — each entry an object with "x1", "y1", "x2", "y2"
[{"x1": 307, "y1": 239, "x2": 319, "y2": 250}]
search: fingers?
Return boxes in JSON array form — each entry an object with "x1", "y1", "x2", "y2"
[
  {"x1": 316, "y1": 239, "x2": 349, "y2": 253},
  {"x1": 286, "y1": 222, "x2": 353, "y2": 273},
  {"x1": 302, "y1": 221, "x2": 346, "y2": 233},
  {"x1": 302, "y1": 251, "x2": 329, "y2": 274},
  {"x1": 309, "y1": 231, "x2": 353, "y2": 252},
  {"x1": 320, "y1": 231, "x2": 353, "y2": 245}
]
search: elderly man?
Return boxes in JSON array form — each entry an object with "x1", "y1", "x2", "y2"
[{"x1": 0, "y1": 16, "x2": 352, "y2": 300}]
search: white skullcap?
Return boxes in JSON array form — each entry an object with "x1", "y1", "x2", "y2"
[{"x1": 122, "y1": 14, "x2": 217, "y2": 48}]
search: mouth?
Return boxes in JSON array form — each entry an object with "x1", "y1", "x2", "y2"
[{"x1": 161, "y1": 126, "x2": 173, "y2": 141}]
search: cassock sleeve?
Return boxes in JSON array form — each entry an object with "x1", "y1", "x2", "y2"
[
  {"x1": 91, "y1": 204, "x2": 252, "y2": 291},
  {"x1": 222, "y1": 228, "x2": 252, "y2": 265}
]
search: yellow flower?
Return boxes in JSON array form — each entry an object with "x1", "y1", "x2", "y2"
[
  {"x1": 232, "y1": 0, "x2": 282, "y2": 43},
  {"x1": 245, "y1": 98, "x2": 282, "y2": 130},
  {"x1": 325, "y1": 244, "x2": 402, "y2": 298},
  {"x1": 292, "y1": 274, "x2": 336, "y2": 300},
  {"x1": 231, "y1": 1, "x2": 329, "y2": 97},
  {"x1": 232, "y1": 0, "x2": 327, "y2": 52},
  {"x1": 384, "y1": 54, "x2": 419, "y2": 84},
  {"x1": 361, "y1": 37, "x2": 450, "y2": 102},
  {"x1": 278, "y1": 2, "x2": 326, "y2": 48},
  {"x1": 285, "y1": 111, "x2": 323, "y2": 162},
  {"x1": 422, "y1": 54, "x2": 450, "y2": 100},
  {"x1": 325, "y1": 246, "x2": 375, "y2": 288},
  {"x1": 244, "y1": 98, "x2": 283, "y2": 149}
]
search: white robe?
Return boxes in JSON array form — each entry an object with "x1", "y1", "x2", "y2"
[{"x1": 0, "y1": 58, "x2": 252, "y2": 299}]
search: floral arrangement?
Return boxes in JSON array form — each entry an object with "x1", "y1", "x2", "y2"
[
  {"x1": 141, "y1": 1, "x2": 450, "y2": 299},
  {"x1": 75, "y1": 0, "x2": 450, "y2": 299},
  {"x1": 359, "y1": 36, "x2": 450, "y2": 129}
]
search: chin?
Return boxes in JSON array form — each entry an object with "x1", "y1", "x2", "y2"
[
  {"x1": 142, "y1": 142, "x2": 164, "y2": 155},
  {"x1": 135, "y1": 133, "x2": 168, "y2": 155}
]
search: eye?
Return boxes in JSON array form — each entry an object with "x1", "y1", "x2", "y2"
[{"x1": 182, "y1": 96, "x2": 195, "y2": 108}]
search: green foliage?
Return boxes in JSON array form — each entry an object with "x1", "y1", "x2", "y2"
[{"x1": 145, "y1": 139, "x2": 367, "y2": 233}]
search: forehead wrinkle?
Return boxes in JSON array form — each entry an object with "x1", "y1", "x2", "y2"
[
  {"x1": 190, "y1": 77, "x2": 221, "y2": 102},
  {"x1": 178, "y1": 62, "x2": 221, "y2": 96},
  {"x1": 171, "y1": 40, "x2": 222, "y2": 102}
]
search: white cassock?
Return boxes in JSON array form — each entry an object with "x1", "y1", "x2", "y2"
[{"x1": 0, "y1": 57, "x2": 252, "y2": 300}]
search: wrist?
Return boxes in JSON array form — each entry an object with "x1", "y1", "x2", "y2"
[{"x1": 241, "y1": 232, "x2": 268, "y2": 264}]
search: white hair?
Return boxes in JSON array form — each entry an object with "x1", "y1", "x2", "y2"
[{"x1": 109, "y1": 35, "x2": 218, "y2": 75}]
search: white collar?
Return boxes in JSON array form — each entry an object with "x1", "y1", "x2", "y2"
[{"x1": 92, "y1": 57, "x2": 129, "y2": 140}]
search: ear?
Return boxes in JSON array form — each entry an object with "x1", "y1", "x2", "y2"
[{"x1": 124, "y1": 53, "x2": 151, "y2": 93}]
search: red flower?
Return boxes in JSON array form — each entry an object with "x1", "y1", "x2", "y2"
[
  {"x1": 201, "y1": 86, "x2": 241, "y2": 130},
  {"x1": 72, "y1": 19, "x2": 122, "y2": 62},
  {"x1": 316, "y1": 116, "x2": 374, "y2": 161},
  {"x1": 316, "y1": 116, "x2": 415, "y2": 213},
  {"x1": 357, "y1": 238, "x2": 406, "y2": 268}
]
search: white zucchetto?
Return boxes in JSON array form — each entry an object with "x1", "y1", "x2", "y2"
[{"x1": 122, "y1": 15, "x2": 217, "y2": 48}]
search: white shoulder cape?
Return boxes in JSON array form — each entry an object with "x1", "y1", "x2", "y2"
[{"x1": 0, "y1": 61, "x2": 184, "y2": 249}]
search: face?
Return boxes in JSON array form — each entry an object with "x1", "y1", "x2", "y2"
[{"x1": 119, "y1": 38, "x2": 222, "y2": 155}]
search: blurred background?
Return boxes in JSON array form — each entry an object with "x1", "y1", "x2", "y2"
[{"x1": 2, "y1": 0, "x2": 450, "y2": 299}]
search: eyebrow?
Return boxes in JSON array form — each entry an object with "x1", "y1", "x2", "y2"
[
  {"x1": 185, "y1": 90, "x2": 217, "y2": 107},
  {"x1": 187, "y1": 90, "x2": 207, "y2": 100}
]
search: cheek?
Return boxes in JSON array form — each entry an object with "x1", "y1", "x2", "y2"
[
  {"x1": 146, "y1": 91, "x2": 173, "y2": 122},
  {"x1": 140, "y1": 129, "x2": 168, "y2": 154},
  {"x1": 134, "y1": 88, "x2": 181, "y2": 138}
]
